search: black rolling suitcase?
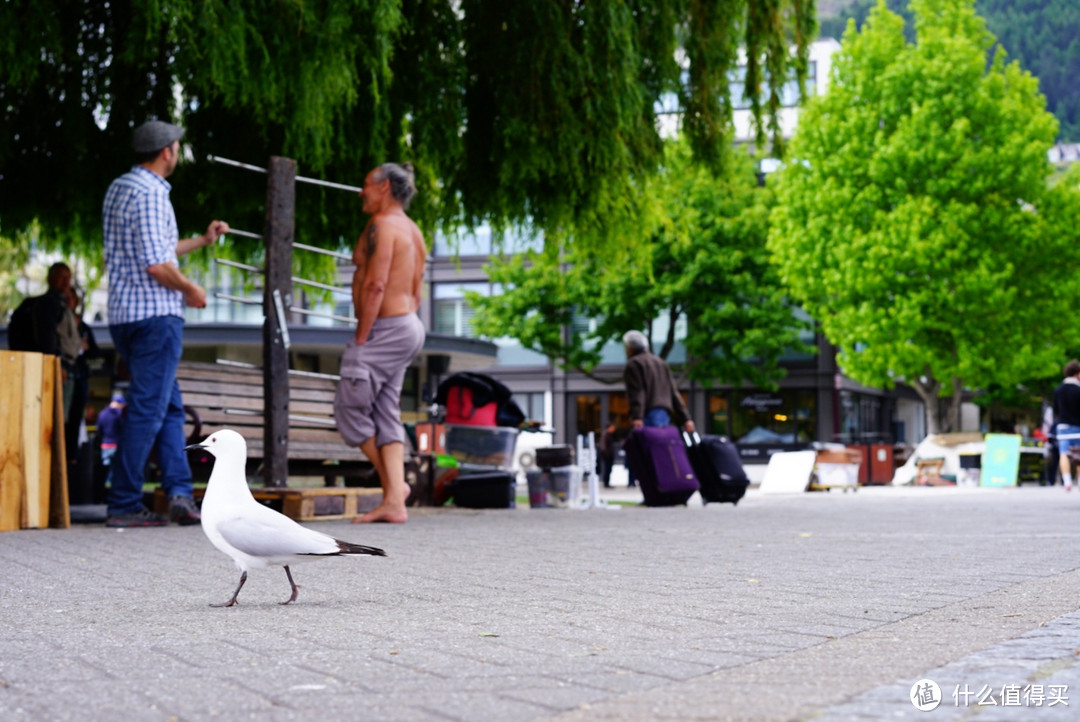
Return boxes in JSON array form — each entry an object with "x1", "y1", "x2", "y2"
[
  {"x1": 683, "y1": 431, "x2": 748, "y2": 505},
  {"x1": 623, "y1": 427, "x2": 699, "y2": 506}
]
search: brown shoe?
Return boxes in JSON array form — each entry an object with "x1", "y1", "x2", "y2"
[{"x1": 169, "y1": 496, "x2": 201, "y2": 526}]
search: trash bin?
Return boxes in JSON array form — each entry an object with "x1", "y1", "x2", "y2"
[{"x1": 869, "y1": 443, "x2": 895, "y2": 484}]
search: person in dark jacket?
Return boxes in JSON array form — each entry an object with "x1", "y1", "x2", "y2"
[
  {"x1": 30, "y1": 262, "x2": 74, "y2": 360},
  {"x1": 1052, "y1": 359, "x2": 1080, "y2": 491},
  {"x1": 34, "y1": 263, "x2": 80, "y2": 422},
  {"x1": 622, "y1": 330, "x2": 695, "y2": 433}
]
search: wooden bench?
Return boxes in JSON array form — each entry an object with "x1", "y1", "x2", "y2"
[
  {"x1": 165, "y1": 360, "x2": 437, "y2": 519},
  {"x1": 177, "y1": 360, "x2": 372, "y2": 479}
]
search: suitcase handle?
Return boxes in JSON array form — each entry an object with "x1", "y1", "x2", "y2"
[{"x1": 682, "y1": 430, "x2": 702, "y2": 447}]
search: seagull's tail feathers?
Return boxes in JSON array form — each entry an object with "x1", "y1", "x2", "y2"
[{"x1": 332, "y1": 540, "x2": 387, "y2": 557}]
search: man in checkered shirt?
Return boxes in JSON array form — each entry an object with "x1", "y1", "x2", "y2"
[{"x1": 102, "y1": 120, "x2": 229, "y2": 527}]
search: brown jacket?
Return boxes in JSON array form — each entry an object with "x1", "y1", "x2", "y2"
[{"x1": 623, "y1": 351, "x2": 689, "y2": 425}]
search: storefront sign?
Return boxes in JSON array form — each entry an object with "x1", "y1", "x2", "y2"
[{"x1": 981, "y1": 433, "x2": 1020, "y2": 487}]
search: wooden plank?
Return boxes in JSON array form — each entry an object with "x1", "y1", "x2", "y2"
[
  {"x1": 48, "y1": 356, "x2": 69, "y2": 529},
  {"x1": 187, "y1": 411, "x2": 342, "y2": 434},
  {"x1": 0, "y1": 352, "x2": 26, "y2": 531},
  {"x1": 177, "y1": 395, "x2": 336, "y2": 418},
  {"x1": 176, "y1": 379, "x2": 265, "y2": 398},
  {"x1": 287, "y1": 375, "x2": 341, "y2": 390},
  {"x1": 186, "y1": 409, "x2": 264, "y2": 428},
  {"x1": 289, "y1": 387, "x2": 338, "y2": 403},
  {"x1": 177, "y1": 362, "x2": 342, "y2": 391},
  {"x1": 21, "y1": 352, "x2": 43, "y2": 528},
  {"x1": 181, "y1": 392, "x2": 264, "y2": 412},
  {"x1": 176, "y1": 362, "x2": 263, "y2": 380}
]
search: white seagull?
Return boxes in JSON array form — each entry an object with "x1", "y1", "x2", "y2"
[{"x1": 186, "y1": 429, "x2": 386, "y2": 607}]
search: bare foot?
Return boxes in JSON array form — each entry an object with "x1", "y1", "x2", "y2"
[
  {"x1": 353, "y1": 503, "x2": 408, "y2": 523},
  {"x1": 353, "y1": 482, "x2": 411, "y2": 523}
]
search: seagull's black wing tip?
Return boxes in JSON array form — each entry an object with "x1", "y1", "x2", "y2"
[{"x1": 336, "y1": 540, "x2": 387, "y2": 557}]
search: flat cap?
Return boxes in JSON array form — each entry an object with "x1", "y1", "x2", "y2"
[{"x1": 133, "y1": 120, "x2": 185, "y2": 153}]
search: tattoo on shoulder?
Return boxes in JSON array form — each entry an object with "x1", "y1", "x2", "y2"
[{"x1": 365, "y1": 224, "x2": 377, "y2": 259}]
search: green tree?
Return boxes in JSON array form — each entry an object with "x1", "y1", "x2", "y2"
[
  {"x1": 0, "y1": 0, "x2": 816, "y2": 273},
  {"x1": 470, "y1": 141, "x2": 812, "y2": 387},
  {"x1": 769, "y1": 0, "x2": 1080, "y2": 434}
]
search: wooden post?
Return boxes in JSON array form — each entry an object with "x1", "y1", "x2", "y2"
[{"x1": 263, "y1": 156, "x2": 296, "y2": 488}]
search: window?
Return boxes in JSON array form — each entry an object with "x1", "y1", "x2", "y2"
[
  {"x1": 433, "y1": 225, "x2": 544, "y2": 257},
  {"x1": 567, "y1": 311, "x2": 688, "y2": 366},
  {"x1": 433, "y1": 282, "x2": 488, "y2": 337},
  {"x1": 716, "y1": 389, "x2": 816, "y2": 448},
  {"x1": 513, "y1": 392, "x2": 547, "y2": 425},
  {"x1": 837, "y1": 390, "x2": 885, "y2": 444},
  {"x1": 495, "y1": 337, "x2": 548, "y2": 367},
  {"x1": 433, "y1": 227, "x2": 492, "y2": 257}
]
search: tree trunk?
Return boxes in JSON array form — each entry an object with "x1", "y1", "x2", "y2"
[{"x1": 911, "y1": 373, "x2": 942, "y2": 437}]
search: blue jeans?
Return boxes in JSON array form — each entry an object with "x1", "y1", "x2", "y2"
[
  {"x1": 108, "y1": 316, "x2": 192, "y2": 515},
  {"x1": 644, "y1": 408, "x2": 671, "y2": 428},
  {"x1": 101, "y1": 446, "x2": 117, "y2": 487}
]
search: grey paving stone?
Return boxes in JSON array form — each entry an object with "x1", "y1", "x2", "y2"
[{"x1": 3, "y1": 485, "x2": 1080, "y2": 721}]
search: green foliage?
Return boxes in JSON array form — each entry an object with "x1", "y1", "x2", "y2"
[
  {"x1": 0, "y1": 0, "x2": 815, "y2": 275},
  {"x1": 769, "y1": 0, "x2": 1080, "y2": 429},
  {"x1": 976, "y1": 0, "x2": 1080, "y2": 141},
  {"x1": 819, "y1": 0, "x2": 1080, "y2": 141},
  {"x1": 470, "y1": 141, "x2": 812, "y2": 387}
]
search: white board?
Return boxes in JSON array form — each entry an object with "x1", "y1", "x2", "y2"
[{"x1": 759, "y1": 450, "x2": 816, "y2": 494}]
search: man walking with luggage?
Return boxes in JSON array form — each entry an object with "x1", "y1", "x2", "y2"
[
  {"x1": 622, "y1": 330, "x2": 695, "y2": 433},
  {"x1": 622, "y1": 330, "x2": 699, "y2": 502},
  {"x1": 623, "y1": 330, "x2": 694, "y2": 489}
]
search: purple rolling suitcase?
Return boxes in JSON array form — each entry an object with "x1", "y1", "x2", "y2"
[{"x1": 623, "y1": 426, "x2": 699, "y2": 506}]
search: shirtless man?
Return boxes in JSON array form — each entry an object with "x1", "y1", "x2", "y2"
[{"x1": 334, "y1": 163, "x2": 427, "y2": 523}]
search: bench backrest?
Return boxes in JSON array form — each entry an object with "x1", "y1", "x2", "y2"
[{"x1": 176, "y1": 360, "x2": 367, "y2": 463}]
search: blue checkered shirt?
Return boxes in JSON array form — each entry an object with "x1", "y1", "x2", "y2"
[{"x1": 102, "y1": 166, "x2": 183, "y2": 324}]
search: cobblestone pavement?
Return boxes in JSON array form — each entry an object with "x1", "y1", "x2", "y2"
[{"x1": 2, "y1": 484, "x2": 1079, "y2": 721}]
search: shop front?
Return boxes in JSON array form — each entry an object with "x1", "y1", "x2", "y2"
[{"x1": 707, "y1": 389, "x2": 818, "y2": 462}]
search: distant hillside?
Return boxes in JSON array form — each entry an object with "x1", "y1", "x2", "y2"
[{"x1": 817, "y1": 0, "x2": 1080, "y2": 141}]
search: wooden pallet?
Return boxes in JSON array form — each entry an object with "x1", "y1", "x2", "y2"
[{"x1": 153, "y1": 486, "x2": 383, "y2": 522}]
